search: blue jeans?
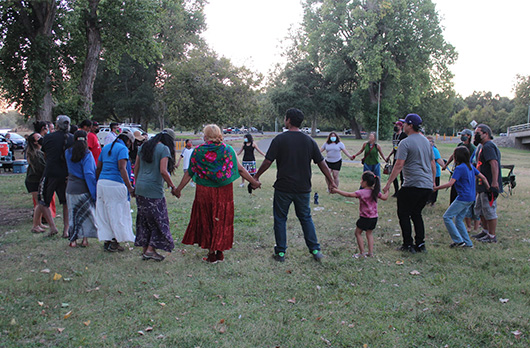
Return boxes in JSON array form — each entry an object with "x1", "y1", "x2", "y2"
[
  {"x1": 443, "y1": 200, "x2": 474, "y2": 246},
  {"x1": 363, "y1": 163, "x2": 381, "y2": 177},
  {"x1": 273, "y1": 190, "x2": 320, "y2": 254}
]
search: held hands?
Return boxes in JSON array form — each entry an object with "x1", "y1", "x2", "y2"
[
  {"x1": 350, "y1": 155, "x2": 356, "y2": 160},
  {"x1": 171, "y1": 187, "x2": 181, "y2": 199},
  {"x1": 250, "y1": 179, "x2": 261, "y2": 190},
  {"x1": 330, "y1": 187, "x2": 339, "y2": 194},
  {"x1": 128, "y1": 186, "x2": 135, "y2": 198},
  {"x1": 382, "y1": 185, "x2": 390, "y2": 194}
]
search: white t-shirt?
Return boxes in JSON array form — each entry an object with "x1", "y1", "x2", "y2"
[
  {"x1": 181, "y1": 147, "x2": 194, "y2": 170},
  {"x1": 321, "y1": 142, "x2": 345, "y2": 163},
  {"x1": 104, "y1": 132, "x2": 117, "y2": 146}
]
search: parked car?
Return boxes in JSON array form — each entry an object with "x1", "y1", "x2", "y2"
[
  {"x1": 0, "y1": 132, "x2": 26, "y2": 149},
  {"x1": 344, "y1": 129, "x2": 352, "y2": 135},
  {"x1": 499, "y1": 133, "x2": 507, "y2": 137},
  {"x1": 97, "y1": 124, "x2": 147, "y2": 145},
  {"x1": 301, "y1": 127, "x2": 320, "y2": 134}
]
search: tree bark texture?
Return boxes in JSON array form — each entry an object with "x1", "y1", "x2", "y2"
[
  {"x1": 17, "y1": 1, "x2": 57, "y2": 121},
  {"x1": 78, "y1": 0, "x2": 102, "y2": 116}
]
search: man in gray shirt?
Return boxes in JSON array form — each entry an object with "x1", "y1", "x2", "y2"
[{"x1": 383, "y1": 114, "x2": 435, "y2": 253}]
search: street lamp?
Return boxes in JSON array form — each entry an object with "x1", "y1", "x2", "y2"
[{"x1": 376, "y1": 82, "x2": 381, "y2": 141}]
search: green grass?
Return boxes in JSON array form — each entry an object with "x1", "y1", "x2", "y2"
[{"x1": 1, "y1": 139, "x2": 530, "y2": 347}]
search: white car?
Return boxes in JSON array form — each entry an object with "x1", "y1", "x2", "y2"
[
  {"x1": 301, "y1": 127, "x2": 320, "y2": 134},
  {"x1": 97, "y1": 125, "x2": 147, "y2": 145}
]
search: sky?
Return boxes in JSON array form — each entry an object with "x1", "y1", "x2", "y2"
[{"x1": 202, "y1": 0, "x2": 530, "y2": 98}]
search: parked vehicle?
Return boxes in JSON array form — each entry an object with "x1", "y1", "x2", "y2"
[
  {"x1": 0, "y1": 132, "x2": 26, "y2": 149},
  {"x1": 97, "y1": 124, "x2": 147, "y2": 145},
  {"x1": 301, "y1": 127, "x2": 320, "y2": 134}
]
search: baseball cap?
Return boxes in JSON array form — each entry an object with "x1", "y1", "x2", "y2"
[
  {"x1": 461, "y1": 129, "x2": 473, "y2": 136},
  {"x1": 162, "y1": 128, "x2": 176, "y2": 140},
  {"x1": 399, "y1": 114, "x2": 422, "y2": 126},
  {"x1": 394, "y1": 121, "x2": 403, "y2": 126},
  {"x1": 56, "y1": 115, "x2": 71, "y2": 131}
]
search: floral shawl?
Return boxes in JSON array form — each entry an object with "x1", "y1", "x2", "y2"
[{"x1": 188, "y1": 141, "x2": 240, "y2": 187}]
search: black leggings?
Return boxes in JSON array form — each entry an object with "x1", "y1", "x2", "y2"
[{"x1": 397, "y1": 187, "x2": 432, "y2": 247}]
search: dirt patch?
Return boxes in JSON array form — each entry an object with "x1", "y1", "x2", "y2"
[{"x1": 0, "y1": 205, "x2": 32, "y2": 227}]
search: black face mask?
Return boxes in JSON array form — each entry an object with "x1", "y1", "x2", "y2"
[
  {"x1": 394, "y1": 126, "x2": 399, "y2": 132},
  {"x1": 473, "y1": 133, "x2": 482, "y2": 146},
  {"x1": 460, "y1": 135, "x2": 468, "y2": 142}
]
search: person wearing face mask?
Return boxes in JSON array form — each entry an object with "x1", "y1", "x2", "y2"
[
  {"x1": 385, "y1": 121, "x2": 408, "y2": 197},
  {"x1": 320, "y1": 132, "x2": 354, "y2": 188},
  {"x1": 95, "y1": 130, "x2": 136, "y2": 252},
  {"x1": 104, "y1": 122, "x2": 119, "y2": 146},
  {"x1": 471, "y1": 124, "x2": 502, "y2": 243},
  {"x1": 442, "y1": 129, "x2": 476, "y2": 200},
  {"x1": 237, "y1": 133, "x2": 265, "y2": 188}
]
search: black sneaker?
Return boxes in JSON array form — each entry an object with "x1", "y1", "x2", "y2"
[
  {"x1": 478, "y1": 235, "x2": 497, "y2": 243},
  {"x1": 103, "y1": 241, "x2": 111, "y2": 252},
  {"x1": 397, "y1": 245, "x2": 416, "y2": 254},
  {"x1": 273, "y1": 252, "x2": 285, "y2": 262},
  {"x1": 462, "y1": 243, "x2": 474, "y2": 248},
  {"x1": 471, "y1": 230, "x2": 487, "y2": 239},
  {"x1": 415, "y1": 243, "x2": 427, "y2": 253},
  {"x1": 312, "y1": 250, "x2": 324, "y2": 261},
  {"x1": 449, "y1": 242, "x2": 466, "y2": 248}
]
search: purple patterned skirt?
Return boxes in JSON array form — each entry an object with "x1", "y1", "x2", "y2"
[{"x1": 135, "y1": 195, "x2": 175, "y2": 252}]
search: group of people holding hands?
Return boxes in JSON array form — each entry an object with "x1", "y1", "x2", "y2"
[{"x1": 24, "y1": 109, "x2": 502, "y2": 263}]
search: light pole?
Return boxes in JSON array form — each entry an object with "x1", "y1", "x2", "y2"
[
  {"x1": 527, "y1": 104, "x2": 530, "y2": 125},
  {"x1": 376, "y1": 82, "x2": 381, "y2": 141}
]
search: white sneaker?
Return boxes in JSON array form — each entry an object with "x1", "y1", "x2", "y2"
[{"x1": 239, "y1": 183, "x2": 245, "y2": 187}]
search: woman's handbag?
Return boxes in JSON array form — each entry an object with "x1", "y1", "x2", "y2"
[{"x1": 383, "y1": 162, "x2": 393, "y2": 175}]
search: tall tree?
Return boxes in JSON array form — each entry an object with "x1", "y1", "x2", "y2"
[
  {"x1": 298, "y1": 0, "x2": 457, "y2": 137},
  {"x1": 0, "y1": 0, "x2": 66, "y2": 121},
  {"x1": 164, "y1": 49, "x2": 260, "y2": 130}
]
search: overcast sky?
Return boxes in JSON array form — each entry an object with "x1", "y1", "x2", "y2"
[{"x1": 202, "y1": 0, "x2": 530, "y2": 98}]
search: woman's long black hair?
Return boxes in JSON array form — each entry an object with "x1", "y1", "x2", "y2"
[
  {"x1": 108, "y1": 132, "x2": 132, "y2": 156},
  {"x1": 244, "y1": 133, "x2": 253, "y2": 145},
  {"x1": 454, "y1": 146, "x2": 471, "y2": 170},
  {"x1": 26, "y1": 132, "x2": 40, "y2": 167},
  {"x1": 362, "y1": 171, "x2": 381, "y2": 202},
  {"x1": 140, "y1": 131, "x2": 176, "y2": 174},
  {"x1": 71, "y1": 130, "x2": 89, "y2": 163}
]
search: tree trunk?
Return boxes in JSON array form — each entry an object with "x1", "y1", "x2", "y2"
[
  {"x1": 27, "y1": 1, "x2": 57, "y2": 121},
  {"x1": 78, "y1": 0, "x2": 102, "y2": 116},
  {"x1": 349, "y1": 118, "x2": 362, "y2": 139}
]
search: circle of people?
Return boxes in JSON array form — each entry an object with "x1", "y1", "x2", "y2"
[{"x1": 24, "y1": 110, "x2": 501, "y2": 263}]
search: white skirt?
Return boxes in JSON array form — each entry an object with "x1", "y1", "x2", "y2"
[{"x1": 96, "y1": 179, "x2": 135, "y2": 242}]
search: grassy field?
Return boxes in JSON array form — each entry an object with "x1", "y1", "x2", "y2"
[{"x1": 1, "y1": 138, "x2": 529, "y2": 347}]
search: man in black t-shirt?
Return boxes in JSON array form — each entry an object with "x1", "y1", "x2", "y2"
[
  {"x1": 254, "y1": 108, "x2": 335, "y2": 262},
  {"x1": 37, "y1": 115, "x2": 74, "y2": 237},
  {"x1": 472, "y1": 124, "x2": 502, "y2": 243},
  {"x1": 385, "y1": 121, "x2": 407, "y2": 197}
]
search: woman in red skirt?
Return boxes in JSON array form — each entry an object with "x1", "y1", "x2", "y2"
[{"x1": 174, "y1": 124, "x2": 261, "y2": 263}]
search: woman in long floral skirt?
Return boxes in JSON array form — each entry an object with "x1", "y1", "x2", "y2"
[
  {"x1": 174, "y1": 124, "x2": 261, "y2": 263},
  {"x1": 133, "y1": 130, "x2": 178, "y2": 261}
]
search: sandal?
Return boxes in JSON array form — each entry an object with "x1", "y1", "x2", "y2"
[
  {"x1": 31, "y1": 228, "x2": 45, "y2": 234},
  {"x1": 353, "y1": 253, "x2": 367, "y2": 259},
  {"x1": 47, "y1": 230, "x2": 59, "y2": 237},
  {"x1": 69, "y1": 241, "x2": 77, "y2": 248}
]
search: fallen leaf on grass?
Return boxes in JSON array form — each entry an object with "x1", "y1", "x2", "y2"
[
  {"x1": 175, "y1": 295, "x2": 181, "y2": 299},
  {"x1": 83, "y1": 320, "x2": 90, "y2": 326},
  {"x1": 395, "y1": 260, "x2": 404, "y2": 265},
  {"x1": 159, "y1": 302, "x2": 166, "y2": 307},
  {"x1": 52, "y1": 273, "x2": 62, "y2": 281},
  {"x1": 63, "y1": 311, "x2": 73, "y2": 319},
  {"x1": 40, "y1": 268, "x2": 50, "y2": 274},
  {"x1": 219, "y1": 319, "x2": 225, "y2": 324},
  {"x1": 153, "y1": 294, "x2": 160, "y2": 299},
  {"x1": 287, "y1": 298, "x2": 296, "y2": 304},
  {"x1": 156, "y1": 334, "x2": 165, "y2": 339},
  {"x1": 316, "y1": 285, "x2": 321, "y2": 291},
  {"x1": 61, "y1": 303, "x2": 69, "y2": 308},
  {"x1": 38, "y1": 301, "x2": 44, "y2": 307},
  {"x1": 86, "y1": 287, "x2": 100, "y2": 293},
  {"x1": 511, "y1": 330, "x2": 522, "y2": 339},
  {"x1": 138, "y1": 330, "x2": 145, "y2": 336},
  {"x1": 10, "y1": 318, "x2": 16, "y2": 325},
  {"x1": 499, "y1": 298, "x2": 509, "y2": 303},
  {"x1": 145, "y1": 326, "x2": 153, "y2": 332},
  {"x1": 57, "y1": 328, "x2": 65, "y2": 333},
  {"x1": 363, "y1": 344, "x2": 368, "y2": 348},
  {"x1": 409, "y1": 270, "x2": 421, "y2": 275},
  {"x1": 16, "y1": 278, "x2": 22, "y2": 281}
]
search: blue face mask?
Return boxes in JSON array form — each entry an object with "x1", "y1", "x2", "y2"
[
  {"x1": 244, "y1": 138, "x2": 248, "y2": 143},
  {"x1": 330, "y1": 136, "x2": 337, "y2": 142}
]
